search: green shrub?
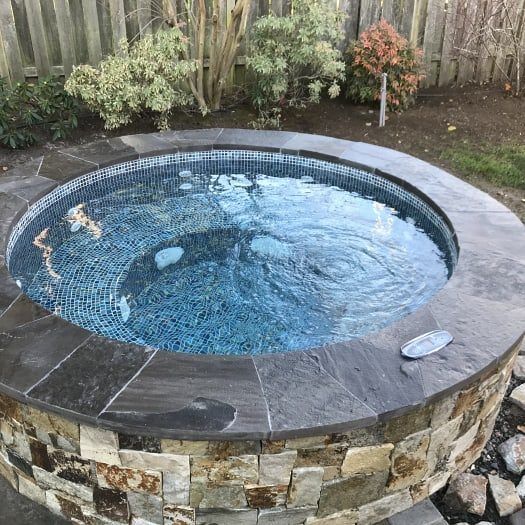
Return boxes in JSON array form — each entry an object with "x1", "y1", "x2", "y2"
[
  {"x1": 65, "y1": 28, "x2": 197, "y2": 130},
  {"x1": 247, "y1": 0, "x2": 346, "y2": 127},
  {"x1": 0, "y1": 76, "x2": 79, "y2": 149},
  {"x1": 345, "y1": 20, "x2": 423, "y2": 110}
]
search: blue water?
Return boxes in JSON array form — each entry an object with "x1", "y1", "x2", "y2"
[{"x1": 20, "y1": 168, "x2": 449, "y2": 355}]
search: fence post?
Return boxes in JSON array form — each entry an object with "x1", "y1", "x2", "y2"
[{"x1": 379, "y1": 73, "x2": 387, "y2": 127}]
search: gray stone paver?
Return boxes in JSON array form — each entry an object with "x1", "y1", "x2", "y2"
[{"x1": 388, "y1": 499, "x2": 448, "y2": 525}]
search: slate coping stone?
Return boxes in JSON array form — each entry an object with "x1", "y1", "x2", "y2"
[{"x1": 0, "y1": 129, "x2": 522, "y2": 440}]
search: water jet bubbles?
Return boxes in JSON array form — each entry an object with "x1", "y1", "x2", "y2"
[
  {"x1": 119, "y1": 295, "x2": 131, "y2": 323},
  {"x1": 250, "y1": 236, "x2": 292, "y2": 259},
  {"x1": 179, "y1": 170, "x2": 192, "y2": 178},
  {"x1": 179, "y1": 183, "x2": 193, "y2": 191}
]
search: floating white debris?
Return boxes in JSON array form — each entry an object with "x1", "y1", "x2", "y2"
[
  {"x1": 179, "y1": 170, "x2": 192, "y2": 178},
  {"x1": 67, "y1": 206, "x2": 80, "y2": 217},
  {"x1": 301, "y1": 175, "x2": 314, "y2": 183},
  {"x1": 250, "y1": 236, "x2": 291, "y2": 259},
  {"x1": 155, "y1": 246, "x2": 184, "y2": 270},
  {"x1": 70, "y1": 221, "x2": 82, "y2": 232},
  {"x1": 119, "y1": 296, "x2": 130, "y2": 323},
  {"x1": 179, "y1": 183, "x2": 193, "y2": 190},
  {"x1": 217, "y1": 175, "x2": 231, "y2": 188},
  {"x1": 15, "y1": 280, "x2": 22, "y2": 288}
]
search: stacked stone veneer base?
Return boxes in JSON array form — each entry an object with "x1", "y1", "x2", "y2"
[{"x1": 0, "y1": 350, "x2": 517, "y2": 525}]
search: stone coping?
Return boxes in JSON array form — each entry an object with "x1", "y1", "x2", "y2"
[{"x1": 0, "y1": 128, "x2": 523, "y2": 441}]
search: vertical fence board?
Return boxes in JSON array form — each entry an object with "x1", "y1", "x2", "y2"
[
  {"x1": 338, "y1": 0, "x2": 360, "y2": 44},
  {"x1": 453, "y1": 0, "x2": 478, "y2": 83},
  {"x1": 53, "y1": 0, "x2": 77, "y2": 74},
  {"x1": 82, "y1": 0, "x2": 103, "y2": 64},
  {"x1": 11, "y1": 0, "x2": 34, "y2": 67},
  {"x1": 41, "y1": 0, "x2": 62, "y2": 66},
  {"x1": 422, "y1": 0, "x2": 447, "y2": 85},
  {"x1": 110, "y1": 0, "x2": 128, "y2": 50},
  {"x1": 439, "y1": 0, "x2": 459, "y2": 85},
  {"x1": 137, "y1": 0, "x2": 153, "y2": 36},
  {"x1": 24, "y1": 0, "x2": 51, "y2": 75},
  {"x1": 359, "y1": 0, "x2": 381, "y2": 34},
  {"x1": 69, "y1": 0, "x2": 89, "y2": 64},
  {"x1": 0, "y1": 1, "x2": 24, "y2": 81},
  {"x1": 124, "y1": 0, "x2": 140, "y2": 43},
  {"x1": 0, "y1": 29, "x2": 10, "y2": 80},
  {"x1": 410, "y1": 0, "x2": 426, "y2": 44}
]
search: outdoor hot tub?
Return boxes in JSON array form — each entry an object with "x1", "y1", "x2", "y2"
[{"x1": 0, "y1": 129, "x2": 523, "y2": 525}]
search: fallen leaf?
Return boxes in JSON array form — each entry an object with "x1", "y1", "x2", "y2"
[{"x1": 447, "y1": 125, "x2": 457, "y2": 132}]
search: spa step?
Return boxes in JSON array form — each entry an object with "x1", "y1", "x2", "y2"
[{"x1": 387, "y1": 499, "x2": 448, "y2": 525}]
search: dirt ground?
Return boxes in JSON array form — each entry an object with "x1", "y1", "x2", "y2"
[{"x1": 1, "y1": 83, "x2": 524, "y2": 221}]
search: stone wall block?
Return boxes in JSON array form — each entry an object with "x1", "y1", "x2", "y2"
[
  {"x1": 295, "y1": 444, "x2": 347, "y2": 470},
  {"x1": 0, "y1": 420, "x2": 14, "y2": 447},
  {"x1": 164, "y1": 469, "x2": 191, "y2": 506},
  {"x1": 430, "y1": 394, "x2": 457, "y2": 428},
  {"x1": 259, "y1": 450, "x2": 297, "y2": 485},
  {"x1": 11, "y1": 428, "x2": 32, "y2": 462},
  {"x1": 287, "y1": 467, "x2": 324, "y2": 508},
  {"x1": 305, "y1": 508, "x2": 359, "y2": 524},
  {"x1": 410, "y1": 470, "x2": 450, "y2": 503},
  {"x1": 45, "y1": 489, "x2": 86, "y2": 522},
  {"x1": 161, "y1": 440, "x2": 209, "y2": 456},
  {"x1": 330, "y1": 426, "x2": 385, "y2": 448},
  {"x1": 357, "y1": 489, "x2": 412, "y2": 524},
  {"x1": 96, "y1": 462, "x2": 162, "y2": 495},
  {"x1": 206, "y1": 441, "x2": 262, "y2": 458},
  {"x1": 163, "y1": 504, "x2": 195, "y2": 524},
  {"x1": 195, "y1": 508, "x2": 257, "y2": 525},
  {"x1": 244, "y1": 483, "x2": 288, "y2": 508},
  {"x1": 257, "y1": 506, "x2": 317, "y2": 524},
  {"x1": 48, "y1": 448, "x2": 94, "y2": 486},
  {"x1": 426, "y1": 416, "x2": 463, "y2": 475},
  {"x1": 94, "y1": 485, "x2": 129, "y2": 523},
  {"x1": 0, "y1": 451, "x2": 18, "y2": 490},
  {"x1": 317, "y1": 471, "x2": 389, "y2": 517},
  {"x1": 191, "y1": 455, "x2": 258, "y2": 484},
  {"x1": 34, "y1": 465, "x2": 94, "y2": 502},
  {"x1": 383, "y1": 406, "x2": 432, "y2": 443},
  {"x1": 18, "y1": 472, "x2": 46, "y2": 505},
  {"x1": 26, "y1": 406, "x2": 80, "y2": 452},
  {"x1": 128, "y1": 491, "x2": 164, "y2": 524},
  {"x1": 190, "y1": 480, "x2": 248, "y2": 509},
  {"x1": 387, "y1": 429, "x2": 431, "y2": 492},
  {"x1": 81, "y1": 426, "x2": 121, "y2": 465},
  {"x1": 341, "y1": 444, "x2": 394, "y2": 477},
  {"x1": 120, "y1": 450, "x2": 187, "y2": 471},
  {"x1": 262, "y1": 440, "x2": 287, "y2": 454},
  {"x1": 285, "y1": 436, "x2": 329, "y2": 449}
]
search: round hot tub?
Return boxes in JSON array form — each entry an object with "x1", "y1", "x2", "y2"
[
  {"x1": 0, "y1": 129, "x2": 523, "y2": 525},
  {"x1": 7, "y1": 150, "x2": 456, "y2": 356}
]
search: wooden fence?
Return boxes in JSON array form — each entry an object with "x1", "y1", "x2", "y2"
[{"x1": 0, "y1": 0, "x2": 524, "y2": 88}]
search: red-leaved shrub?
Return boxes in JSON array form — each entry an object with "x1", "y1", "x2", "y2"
[{"x1": 345, "y1": 20, "x2": 424, "y2": 109}]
